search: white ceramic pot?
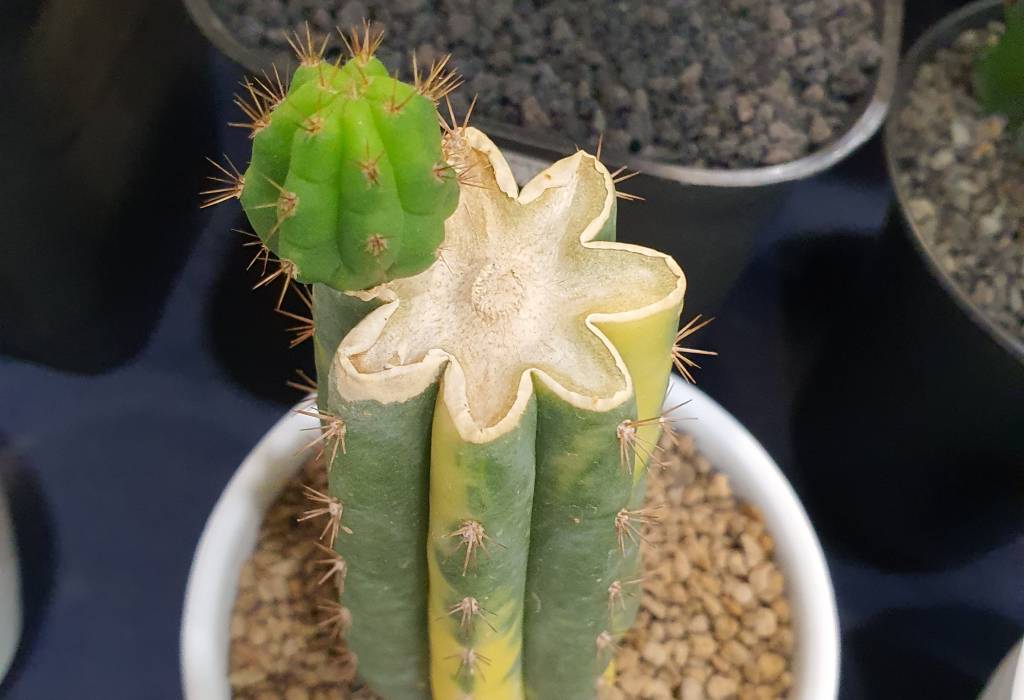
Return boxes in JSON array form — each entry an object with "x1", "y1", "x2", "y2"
[
  {"x1": 0, "y1": 482, "x2": 21, "y2": 683},
  {"x1": 181, "y1": 376, "x2": 840, "y2": 699},
  {"x1": 979, "y1": 639, "x2": 1024, "y2": 700}
]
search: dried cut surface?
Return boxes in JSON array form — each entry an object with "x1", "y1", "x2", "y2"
[
  {"x1": 228, "y1": 435, "x2": 795, "y2": 699},
  {"x1": 344, "y1": 128, "x2": 684, "y2": 431}
]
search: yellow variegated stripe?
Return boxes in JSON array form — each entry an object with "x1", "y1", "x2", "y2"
[{"x1": 427, "y1": 379, "x2": 536, "y2": 699}]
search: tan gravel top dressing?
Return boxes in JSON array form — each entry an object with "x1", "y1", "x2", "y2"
[{"x1": 228, "y1": 433, "x2": 794, "y2": 700}]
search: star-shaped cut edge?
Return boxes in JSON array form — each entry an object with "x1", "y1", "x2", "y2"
[{"x1": 331, "y1": 128, "x2": 685, "y2": 443}]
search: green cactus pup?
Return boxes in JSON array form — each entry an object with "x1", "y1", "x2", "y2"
[
  {"x1": 974, "y1": 0, "x2": 1024, "y2": 130},
  {"x1": 204, "y1": 24, "x2": 461, "y2": 294},
  {"x1": 205, "y1": 25, "x2": 707, "y2": 700}
]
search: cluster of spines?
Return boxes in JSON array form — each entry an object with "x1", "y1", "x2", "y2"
[
  {"x1": 228, "y1": 66, "x2": 289, "y2": 139},
  {"x1": 299, "y1": 480, "x2": 354, "y2": 638},
  {"x1": 299, "y1": 483, "x2": 351, "y2": 544},
  {"x1": 672, "y1": 314, "x2": 717, "y2": 383},
  {"x1": 441, "y1": 517, "x2": 500, "y2": 693},
  {"x1": 446, "y1": 519, "x2": 494, "y2": 577},
  {"x1": 590, "y1": 134, "x2": 644, "y2": 203}
]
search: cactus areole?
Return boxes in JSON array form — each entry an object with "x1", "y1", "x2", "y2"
[{"x1": 217, "y1": 27, "x2": 689, "y2": 700}]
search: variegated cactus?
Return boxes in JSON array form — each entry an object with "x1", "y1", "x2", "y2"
[{"x1": 205, "y1": 23, "x2": 711, "y2": 700}]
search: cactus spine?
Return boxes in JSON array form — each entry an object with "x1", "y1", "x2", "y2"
[{"x1": 208, "y1": 25, "x2": 698, "y2": 700}]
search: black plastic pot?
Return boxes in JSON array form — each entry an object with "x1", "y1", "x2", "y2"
[
  {"x1": 0, "y1": 0, "x2": 215, "y2": 373},
  {"x1": 183, "y1": 0, "x2": 904, "y2": 316},
  {"x1": 791, "y1": 0, "x2": 1024, "y2": 572}
]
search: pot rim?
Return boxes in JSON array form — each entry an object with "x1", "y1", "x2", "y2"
[
  {"x1": 978, "y1": 638, "x2": 1024, "y2": 700},
  {"x1": 0, "y1": 484, "x2": 20, "y2": 685},
  {"x1": 179, "y1": 376, "x2": 839, "y2": 699},
  {"x1": 183, "y1": 0, "x2": 902, "y2": 188},
  {"x1": 883, "y1": 0, "x2": 1024, "y2": 363}
]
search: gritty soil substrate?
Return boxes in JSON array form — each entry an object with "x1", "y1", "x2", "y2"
[
  {"x1": 891, "y1": 22, "x2": 1024, "y2": 343},
  {"x1": 228, "y1": 433, "x2": 794, "y2": 699},
  {"x1": 211, "y1": 0, "x2": 882, "y2": 168}
]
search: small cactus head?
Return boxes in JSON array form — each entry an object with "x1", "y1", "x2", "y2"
[{"x1": 216, "y1": 22, "x2": 463, "y2": 292}]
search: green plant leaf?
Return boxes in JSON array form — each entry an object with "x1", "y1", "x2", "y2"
[{"x1": 974, "y1": 1, "x2": 1024, "y2": 127}]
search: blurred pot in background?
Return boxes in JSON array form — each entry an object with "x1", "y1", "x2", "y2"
[
  {"x1": 791, "y1": 0, "x2": 1024, "y2": 572},
  {"x1": 0, "y1": 0, "x2": 214, "y2": 372},
  {"x1": 184, "y1": 0, "x2": 904, "y2": 316}
]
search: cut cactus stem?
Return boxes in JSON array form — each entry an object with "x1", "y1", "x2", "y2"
[{"x1": 313, "y1": 127, "x2": 684, "y2": 700}]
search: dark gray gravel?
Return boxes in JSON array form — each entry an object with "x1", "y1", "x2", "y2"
[
  {"x1": 893, "y1": 23, "x2": 1024, "y2": 343},
  {"x1": 211, "y1": 0, "x2": 883, "y2": 168}
]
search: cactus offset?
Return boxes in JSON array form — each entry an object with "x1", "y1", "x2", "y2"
[
  {"x1": 207, "y1": 25, "x2": 707, "y2": 700},
  {"x1": 228, "y1": 23, "x2": 461, "y2": 294}
]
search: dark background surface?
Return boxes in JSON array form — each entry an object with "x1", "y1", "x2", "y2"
[{"x1": 1, "y1": 0, "x2": 1022, "y2": 698}]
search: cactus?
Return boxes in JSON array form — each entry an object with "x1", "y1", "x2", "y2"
[
  {"x1": 203, "y1": 23, "x2": 462, "y2": 293},
  {"x1": 205, "y1": 24, "x2": 710, "y2": 700},
  {"x1": 975, "y1": 0, "x2": 1024, "y2": 130}
]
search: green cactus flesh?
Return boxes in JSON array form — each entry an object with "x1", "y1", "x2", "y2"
[
  {"x1": 307, "y1": 127, "x2": 685, "y2": 700},
  {"x1": 237, "y1": 39, "x2": 459, "y2": 291},
  {"x1": 975, "y1": 1, "x2": 1024, "y2": 128}
]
